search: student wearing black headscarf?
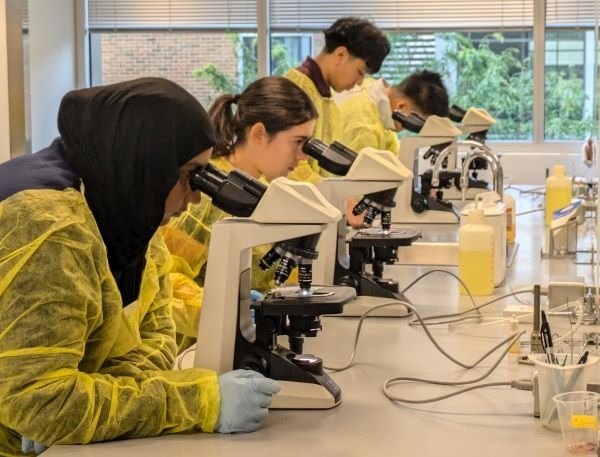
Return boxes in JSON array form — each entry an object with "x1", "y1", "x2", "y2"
[{"x1": 0, "y1": 77, "x2": 279, "y2": 455}]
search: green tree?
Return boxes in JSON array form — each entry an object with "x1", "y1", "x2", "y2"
[
  {"x1": 192, "y1": 34, "x2": 296, "y2": 105},
  {"x1": 384, "y1": 31, "x2": 592, "y2": 141},
  {"x1": 544, "y1": 70, "x2": 593, "y2": 139},
  {"x1": 436, "y1": 32, "x2": 533, "y2": 140},
  {"x1": 192, "y1": 33, "x2": 258, "y2": 105}
]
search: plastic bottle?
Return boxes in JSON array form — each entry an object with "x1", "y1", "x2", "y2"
[
  {"x1": 545, "y1": 165, "x2": 572, "y2": 226},
  {"x1": 508, "y1": 314, "x2": 521, "y2": 354},
  {"x1": 503, "y1": 193, "x2": 516, "y2": 243},
  {"x1": 458, "y1": 208, "x2": 495, "y2": 296}
]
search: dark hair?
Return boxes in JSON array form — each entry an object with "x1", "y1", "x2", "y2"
[
  {"x1": 393, "y1": 71, "x2": 450, "y2": 117},
  {"x1": 323, "y1": 17, "x2": 390, "y2": 74},
  {"x1": 209, "y1": 76, "x2": 318, "y2": 157}
]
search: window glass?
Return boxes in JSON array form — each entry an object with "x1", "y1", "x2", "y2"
[
  {"x1": 379, "y1": 31, "x2": 534, "y2": 141},
  {"x1": 544, "y1": 29, "x2": 596, "y2": 140}
]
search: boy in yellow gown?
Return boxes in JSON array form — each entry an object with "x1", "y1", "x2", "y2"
[{"x1": 285, "y1": 17, "x2": 390, "y2": 185}]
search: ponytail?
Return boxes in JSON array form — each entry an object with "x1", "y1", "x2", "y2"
[{"x1": 208, "y1": 93, "x2": 240, "y2": 156}]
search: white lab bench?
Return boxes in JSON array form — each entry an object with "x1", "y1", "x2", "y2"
[{"x1": 45, "y1": 189, "x2": 599, "y2": 457}]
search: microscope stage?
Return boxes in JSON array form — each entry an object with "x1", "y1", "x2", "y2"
[
  {"x1": 256, "y1": 285, "x2": 356, "y2": 316},
  {"x1": 350, "y1": 227, "x2": 421, "y2": 248}
]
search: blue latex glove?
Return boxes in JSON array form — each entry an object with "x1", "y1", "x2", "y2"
[
  {"x1": 21, "y1": 437, "x2": 47, "y2": 454},
  {"x1": 215, "y1": 369, "x2": 281, "y2": 434},
  {"x1": 249, "y1": 290, "x2": 263, "y2": 323},
  {"x1": 250, "y1": 290, "x2": 264, "y2": 302}
]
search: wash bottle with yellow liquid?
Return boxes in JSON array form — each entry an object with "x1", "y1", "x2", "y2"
[
  {"x1": 458, "y1": 208, "x2": 495, "y2": 296},
  {"x1": 545, "y1": 164, "x2": 572, "y2": 226}
]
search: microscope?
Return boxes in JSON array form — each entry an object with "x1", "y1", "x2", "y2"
[
  {"x1": 181, "y1": 163, "x2": 356, "y2": 409},
  {"x1": 301, "y1": 139, "x2": 421, "y2": 317},
  {"x1": 391, "y1": 112, "x2": 463, "y2": 224},
  {"x1": 441, "y1": 105, "x2": 499, "y2": 200}
]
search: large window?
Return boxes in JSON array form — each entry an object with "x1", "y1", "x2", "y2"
[
  {"x1": 545, "y1": 0, "x2": 599, "y2": 141},
  {"x1": 270, "y1": 33, "x2": 313, "y2": 76},
  {"x1": 269, "y1": 0, "x2": 537, "y2": 142},
  {"x1": 378, "y1": 31, "x2": 534, "y2": 141},
  {"x1": 87, "y1": 0, "x2": 599, "y2": 145},
  {"x1": 545, "y1": 30, "x2": 596, "y2": 140},
  {"x1": 88, "y1": 0, "x2": 257, "y2": 106},
  {"x1": 90, "y1": 31, "x2": 247, "y2": 105},
  {"x1": 90, "y1": 31, "x2": 313, "y2": 106},
  {"x1": 237, "y1": 32, "x2": 313, "y2": 87}
]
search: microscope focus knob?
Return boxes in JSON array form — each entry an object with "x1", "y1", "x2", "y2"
[
  {"x1": 411, "y1": 193, "x2": 427, "y2": 213},
  {"x1": 291, "y1": 354, "x2": 323, "y2": 376},
  {"x1": 238, "y1": 354, "x2": 268, "y2": 375}
]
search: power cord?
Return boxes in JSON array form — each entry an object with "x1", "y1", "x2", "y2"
[
  {"x1": 516, "y1": 208, "x2": 544, "y2": 217},
  {"x1": 382, "y1": 327, "x2": 528, "y2": 404},
  {"x1": 322, "y1": 268, "x2": 534, "y2": 403},
  {"x1": 403, "y1": 269, "x2": 534, "y2": 327}
]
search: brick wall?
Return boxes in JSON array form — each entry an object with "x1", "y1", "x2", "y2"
[
  {"x1": 100, "y1": 31, "x2": 322, "y2": 106},
  {"x1": 100, "y1": 32, "x2": 238, "y2": 105}
]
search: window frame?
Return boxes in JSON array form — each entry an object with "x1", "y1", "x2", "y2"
[{"x1": 84, "y1": 0, "x2": 598, "y2": 151}]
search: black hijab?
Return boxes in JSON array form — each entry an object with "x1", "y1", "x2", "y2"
[{"x1": 58, "y1": 77, "x2": 216, "y2": 306}]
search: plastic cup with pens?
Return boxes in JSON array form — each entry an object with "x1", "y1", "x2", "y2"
[{"x1": 531, "y1": 353, "x2": 599, "y2": 431}]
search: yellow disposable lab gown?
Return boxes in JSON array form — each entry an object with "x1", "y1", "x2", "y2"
[
  {"x1": 0, "y1": 188, "x2": 220, "y2": 455},
  {"x1": 284, "y1": 68, "x2": 342, "y2": 182},
  {"x1": 337, "y1": 86, "x2": 400, "y2": 155}
]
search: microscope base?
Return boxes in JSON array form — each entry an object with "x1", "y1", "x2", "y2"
[
  {"x1": 271, "y1": 380, "x2": 340, "y2": 409},
  {"x1": 336, "y1": 295, "x2": 410, "y2": 317}
]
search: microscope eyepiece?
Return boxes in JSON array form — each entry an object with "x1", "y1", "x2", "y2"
[
  {"x1": 329, "y1": 141, "x2": 358, "y2": 162},
  {"x1": 301, "y1": 138, "x2": 356, "y2": 176},
  {"x1": 227, "y1": 169, "x2": 267, "y2": 199},
  {"x1": 188, "y1": 163, "x2": 226, "y2": 194},
  {"x1": 188, "y1": 163, "x2": 266, "y2": 217},
  {"x1": 302, "y1": 138, "x2": 328, "y2": 158},
  {"x1": 448, "y1": 104, "x2": 466, "y2": 123},
  {"x1": 391, "y1": 111, "x2": 426, "y2": 133}
]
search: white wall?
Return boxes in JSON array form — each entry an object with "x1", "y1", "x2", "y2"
[
  {"x1": 28, "y1": 0, "x2": 77, "y2": 152},
  {"x1": 497, "y1": 152, "x2": 591, "y2": 185},
  {"x1": 0, "y1": 0, "x2": 9, "y2": 163}
]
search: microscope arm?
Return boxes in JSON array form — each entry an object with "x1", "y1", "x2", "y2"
[{"x1": 188, "y1": 162, "x2": 267, "y2": 217}]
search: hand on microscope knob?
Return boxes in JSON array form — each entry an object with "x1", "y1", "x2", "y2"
[
  {"x1": 346, "y1": 198, "x2": 365, "y2": 229},
  {"x1": 215, "y1": 369, "x2": 281, "y2": 433}
]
